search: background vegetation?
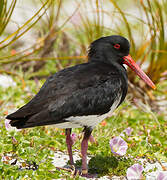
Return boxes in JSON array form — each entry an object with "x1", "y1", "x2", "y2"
[{"x1": 0, "y1": 0, "x2": 166, "y2": 179}]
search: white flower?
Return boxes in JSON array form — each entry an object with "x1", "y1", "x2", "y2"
[
  {"x1": 126, "y1": 163, "x2": 144, "y2": 180},
  {"x1": 157, "y1": 171, "x2": 167, "y2": 180},
  {"x1": 120, "y1": 127, "x2": 133, "y2": 137},
  {"x1": 110, "y1": 136, "x2": 128, "y2": 156},
  {"x1": 125, "y1": 127, "x2": 133, "y2": 136},
  {"x1": 0, "y1": 75, "x2": 16, "y2": 88},
  {"x1": 5, "y1": 120, "x2": 20, "y2": 132}
]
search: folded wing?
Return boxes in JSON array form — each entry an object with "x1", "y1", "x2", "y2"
[{"x1": 6, "y1": 62, "x2": 125, "y2": 129}]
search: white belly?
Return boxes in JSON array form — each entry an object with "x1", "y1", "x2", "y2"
[{"x1": 55, "y1": 94, "x2": 122, "y2": 129}]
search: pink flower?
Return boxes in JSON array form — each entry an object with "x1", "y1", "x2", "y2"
[
  {"x1": 71, "y1": 133, "x2": 77, "y2": 145},
  {"x1": 109, "y1": 137, "x2": 128, "y2": 156},
  {"x1": 89, "y1": 135, "x2": 96, "y2": 144},
  {"x1": 5, "y1": 120, "x2": 20, "y2": 132},
  {"x1": 157, "y1": 171, "x2": 167, "y2": 180},
  {"x1": 0, "y1": 75, "x2": 16, "y2": 88},
  {"x1": 126, "y1": 163, "x2": 144, "y2": 180},
  {"x1": 125, "y1": 127, "x2": 133, "y2": 136},
  {"x1": 120, "y1": 127, "x2": 133, "y2": 137}
]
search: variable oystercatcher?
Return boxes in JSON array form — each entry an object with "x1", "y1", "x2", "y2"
[{"x1": 6, "y1": 35, "x2": 155, "y2": 176}]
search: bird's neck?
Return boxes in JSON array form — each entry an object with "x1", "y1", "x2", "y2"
[{"x1": 89, "y1": 56, "x2": 126, "y2": 75}]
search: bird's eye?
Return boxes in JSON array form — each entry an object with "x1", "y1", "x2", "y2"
[{"x1": 114, "y1": 44, "x2": 120, "y2": 49}]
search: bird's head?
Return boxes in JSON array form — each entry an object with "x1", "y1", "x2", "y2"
[{"x1": 88, "y1": 35, "x2": 156, "y2": 89}]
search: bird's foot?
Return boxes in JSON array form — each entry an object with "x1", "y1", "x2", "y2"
[
  {"x1": 71, "y1": 168, "x2": 97, "y2": 178},
  {"x1": 81, "y1": 169, "x2": 97, "y2": 178},
  {"x1": 81, "y1": 174, "x2": 97, "y2": 178},
  {"x1": 56, "y1": 166, "x2": 96, "y2": 178},
  {"x1": 55, "y1": 166, "x2": 72, "y2": 172},
  {"x1": 70, "y1": 166, "x2": 80, "y2": 178}
]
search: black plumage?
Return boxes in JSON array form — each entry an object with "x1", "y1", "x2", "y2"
[{"x1": 7, "y1": 35, "x2": 129, "y2": 129}]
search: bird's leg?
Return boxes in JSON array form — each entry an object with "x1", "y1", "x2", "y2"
[
  {"x1": 81, "y1": 127, "x2": 92, "y2": 175},
  {"x1": 65, "y1": 128, "x2": 74, "y2": 165}
]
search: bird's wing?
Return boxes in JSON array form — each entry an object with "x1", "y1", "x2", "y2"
[{"x1": 7, "y1": 62, "x2": 125, "y2": 128}]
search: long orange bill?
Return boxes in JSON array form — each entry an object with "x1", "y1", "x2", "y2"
[{"x1": 123, "y1": 54, "x2": 156, "y2": 89}]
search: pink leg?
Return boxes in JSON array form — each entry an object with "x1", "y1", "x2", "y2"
[
  {"x1": 81, "y1": 138, "x2": 89, "y2": 174},
  {"x1": 65, "y1": 129, "x2": 74, "y2": 165},
  {"x1": 81, "y1": 127, "x2": 92, "y2": 175}
]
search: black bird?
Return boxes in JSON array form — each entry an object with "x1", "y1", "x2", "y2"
[{"x1": 6, "y1": 35, "x2": 155, "y2": 176}]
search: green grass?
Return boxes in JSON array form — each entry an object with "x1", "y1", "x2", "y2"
[{"x1": 0, "y1": 73, "x2": 166, "y2": 179}]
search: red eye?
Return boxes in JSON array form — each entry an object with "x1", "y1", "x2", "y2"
[{"x1": 114, "y1": 44, "x2": 120, "y2": 49}]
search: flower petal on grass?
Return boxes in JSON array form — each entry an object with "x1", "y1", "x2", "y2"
[
  {"x1": 5, "y1": 120, "x2": 20, "y2": 132},
  {"x1": 110, "y1": 136, "x2": 128, "y2": 156},
  {"x1": 125, "y1": 127, "x2": 133, "y2": 136},
  {"x1": 120, "y1": 127, "x2": 133, "y2": 137},
  {"x1": 157, "y1": 171, "x2": 167, "y2": 180},
  {"x1": 127, "y1": 163, "x2": 144, "y2": 180}
]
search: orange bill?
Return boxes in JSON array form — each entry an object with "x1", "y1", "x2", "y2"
[{"x1": 123, "y1": 55, "x2": 156, "y2": 89}]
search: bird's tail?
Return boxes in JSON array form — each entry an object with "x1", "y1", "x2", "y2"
[{"x1": 6, "y1": 110, "x2": 54, "y2": 129}]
